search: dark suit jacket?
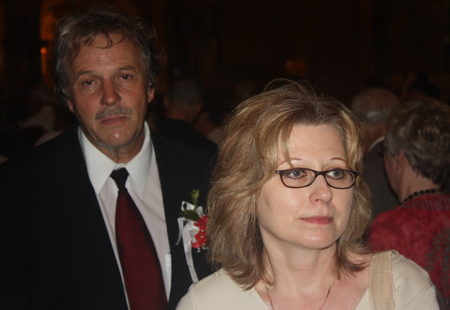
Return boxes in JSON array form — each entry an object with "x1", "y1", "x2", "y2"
[
  {"x1": 363, "y1": 140, "x2": 397, "y2": 219},
  {"x1": 157, "y1": 119, "x2": 218, "y2": 155},
  {"x1": 0, "y1": 125, "x2": 215, "y2": 310}
]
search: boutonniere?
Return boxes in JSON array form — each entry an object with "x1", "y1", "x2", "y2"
[{"x1": 176, "y1": 189, "x2": 208, "y2": 283}]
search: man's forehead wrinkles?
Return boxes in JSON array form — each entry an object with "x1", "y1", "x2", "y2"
[
  {"x1": 70, "y1": 36, "x2": 128, "y2": 64},
  {"x1": 72, "y1": 64, "x2": 140, "y2": 79},
  {"x1": 69, "y1": 43, "x2": 142, "y2": 81}
]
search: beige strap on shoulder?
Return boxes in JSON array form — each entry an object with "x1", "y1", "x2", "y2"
[{"x1": 369, "y1": 250, "x2": 397, "y2": 310}]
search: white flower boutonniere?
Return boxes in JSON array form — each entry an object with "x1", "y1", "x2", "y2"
[{"x1": 176, "y1": 189, "x2": 208, "y2": 283}]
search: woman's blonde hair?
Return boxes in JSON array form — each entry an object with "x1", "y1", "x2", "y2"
[{"x1": 207, "y1": 80, "x2": 371, "y2": 289}]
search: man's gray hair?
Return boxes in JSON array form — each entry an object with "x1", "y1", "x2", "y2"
[
  {"x1": 53, "y1": 5, "x2": 161, "y2": 104},
  {"x1": 385, "y1": 97, "x2": 450, "y2": 184}
]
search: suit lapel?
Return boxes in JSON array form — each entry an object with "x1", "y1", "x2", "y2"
[
  {"x1": 151, "y1": 131, "x2": 185, "y2": 248},
  {"x1": 43, "y1": 126, "x2": 128, "y2": 308}
]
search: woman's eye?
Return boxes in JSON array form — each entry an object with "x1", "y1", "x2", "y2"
[
  {"x1": 286, "y1": 169, "x2": 305, "y2": 179},
  {"x1": 327, "y1": 169, "x2": 344, "y2": 179}
]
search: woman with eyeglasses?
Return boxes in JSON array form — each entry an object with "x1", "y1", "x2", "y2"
[{"x1": 176, "y1": 81, "x2": 439, "y2": 310}]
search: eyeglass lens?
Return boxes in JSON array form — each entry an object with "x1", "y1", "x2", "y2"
[{"x1": 280, "y1": 168, "x2": 356, "y2": 189}]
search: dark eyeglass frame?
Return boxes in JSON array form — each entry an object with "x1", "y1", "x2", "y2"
[{"x1": 275, "y1": 168, "x2": 359, "y2": 189}]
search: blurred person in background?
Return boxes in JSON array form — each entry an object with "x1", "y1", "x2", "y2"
[
  {"x1": 404, "y1": 72, "x2": 441, "y2": 101},
  {"x1": 367, "y1": 97, "x2": 450, "y2": 307},
  {"x1": 350, "y1": 88, "x2": 399, "y2": 219},
  {"x1": 158, "y1": 78, "x2": 217, "y2": 154}
]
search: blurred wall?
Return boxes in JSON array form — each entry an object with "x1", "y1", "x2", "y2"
[{"x1": 0, "y1": 0, "x2": 448, "y2": 107}]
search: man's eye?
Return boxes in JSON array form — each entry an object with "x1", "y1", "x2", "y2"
[
  {"x1": 327, "y1": 169, "x2": 344, "y2": 179},
  {"x1": 285, "y1": 169, "x2": 306, "y2": 179},
  {"x1": 82, "y1": 80, "x2": 94, "y2": 86},
  {"x1": 121, "y1": 74, "x2": 132, "y2": 80}
]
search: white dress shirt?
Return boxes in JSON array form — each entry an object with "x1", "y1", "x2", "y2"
[{"x1": 78, "y1": 122, "x2": 172, "y2": 300}]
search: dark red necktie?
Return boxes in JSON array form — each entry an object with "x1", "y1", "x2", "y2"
[{"x1": 111, "y1": 168, "x2": 168, "y2": 310}]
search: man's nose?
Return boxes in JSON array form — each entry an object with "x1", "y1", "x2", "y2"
[{"x1": 101, "y1": 80, "x2": 120, "y2": 106}]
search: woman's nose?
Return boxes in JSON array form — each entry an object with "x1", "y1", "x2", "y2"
[{"x1": 309, "y1": 175, "x2": 333, "y2": 204}]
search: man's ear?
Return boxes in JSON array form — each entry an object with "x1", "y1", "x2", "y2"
[
  {"x1": 147, "y1": 87, "x2": 155, "y2": 103},
  {"x1": 67, "y1": 100, "x2": 75, "y2": 113}
]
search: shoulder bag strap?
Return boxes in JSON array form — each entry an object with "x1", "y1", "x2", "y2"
[{"x1": 369, "y1": 250, "x2": 397, "y2": 310}]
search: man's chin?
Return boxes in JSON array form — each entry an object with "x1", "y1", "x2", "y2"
[{"x1": 98, "y1": 138, "x2": 135, "y2": 151}]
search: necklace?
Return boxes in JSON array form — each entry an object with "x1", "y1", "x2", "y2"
[
  {"x1": 400, "y1": 188, "x2": 437, "y2": 206},
  {"x1": 264, "y1": 274, "x2": 337, "y2": 310}
]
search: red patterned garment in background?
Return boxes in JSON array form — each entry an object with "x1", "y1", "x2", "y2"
[{"x1": 367, "y1": 195, "x2": 450, "y2": 305}]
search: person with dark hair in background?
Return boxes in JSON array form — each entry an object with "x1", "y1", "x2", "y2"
[
  {"x1": 0, "y1": 6, "x2": 214, "y2": 310},
  {"x1": 158, "y1": 79, "x2": 218, "y2": 154},
  {"x1": 350, "y1": 88, "x2": 399, "y2": 219},
  {"x1": 406, "y1": 72, "x2": 441, "y2": 101},
  {"x1": 368, "y1": 97, "x2": 450, "y2": 307}
]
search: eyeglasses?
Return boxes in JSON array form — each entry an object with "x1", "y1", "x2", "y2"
[{"x1": 276, "y1": 168, "x2": 359, "y2": 189}]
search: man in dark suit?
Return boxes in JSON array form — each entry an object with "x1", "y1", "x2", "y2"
[
  {"x1": 158, "y1": 79, "x2": 218, "y2": 155},
  {"x1": 0, "y1": 6, "x2": 214, "y2": 310}
]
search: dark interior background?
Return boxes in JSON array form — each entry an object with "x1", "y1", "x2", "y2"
[{"x1": 0, "y1": 0, "x2": 449, "y2": 120}]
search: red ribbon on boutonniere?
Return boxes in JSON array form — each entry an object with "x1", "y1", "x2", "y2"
[{"x1": 191, "y1": 215, "x2": 208, "y2": 249}]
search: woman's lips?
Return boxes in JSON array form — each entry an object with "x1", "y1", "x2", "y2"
[{"x1": 301, "y1": 217, "x2": 333, "y2": 224}]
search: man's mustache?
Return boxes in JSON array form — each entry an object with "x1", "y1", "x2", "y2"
[{"x1": 96, "y1": 106, "x2": 132, "y2": 120}]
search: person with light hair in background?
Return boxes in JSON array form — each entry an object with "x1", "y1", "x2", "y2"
[
  {"x1": 177, "y1": 80, "x2": 439, "y2": 310},
  {"x1": 368, "y1": 97, "x2": 450, "y2": 308},
  {"x1": 350, "y1": 88, "x2": 398, "y2": 219}
]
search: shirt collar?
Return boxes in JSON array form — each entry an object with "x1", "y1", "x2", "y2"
[
  {"x1": 79, "y1": 122, "x2": 152, "y2": 198},
  {"x1": 368, "y1": 136, "x2": 385, "y2": 153}
]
